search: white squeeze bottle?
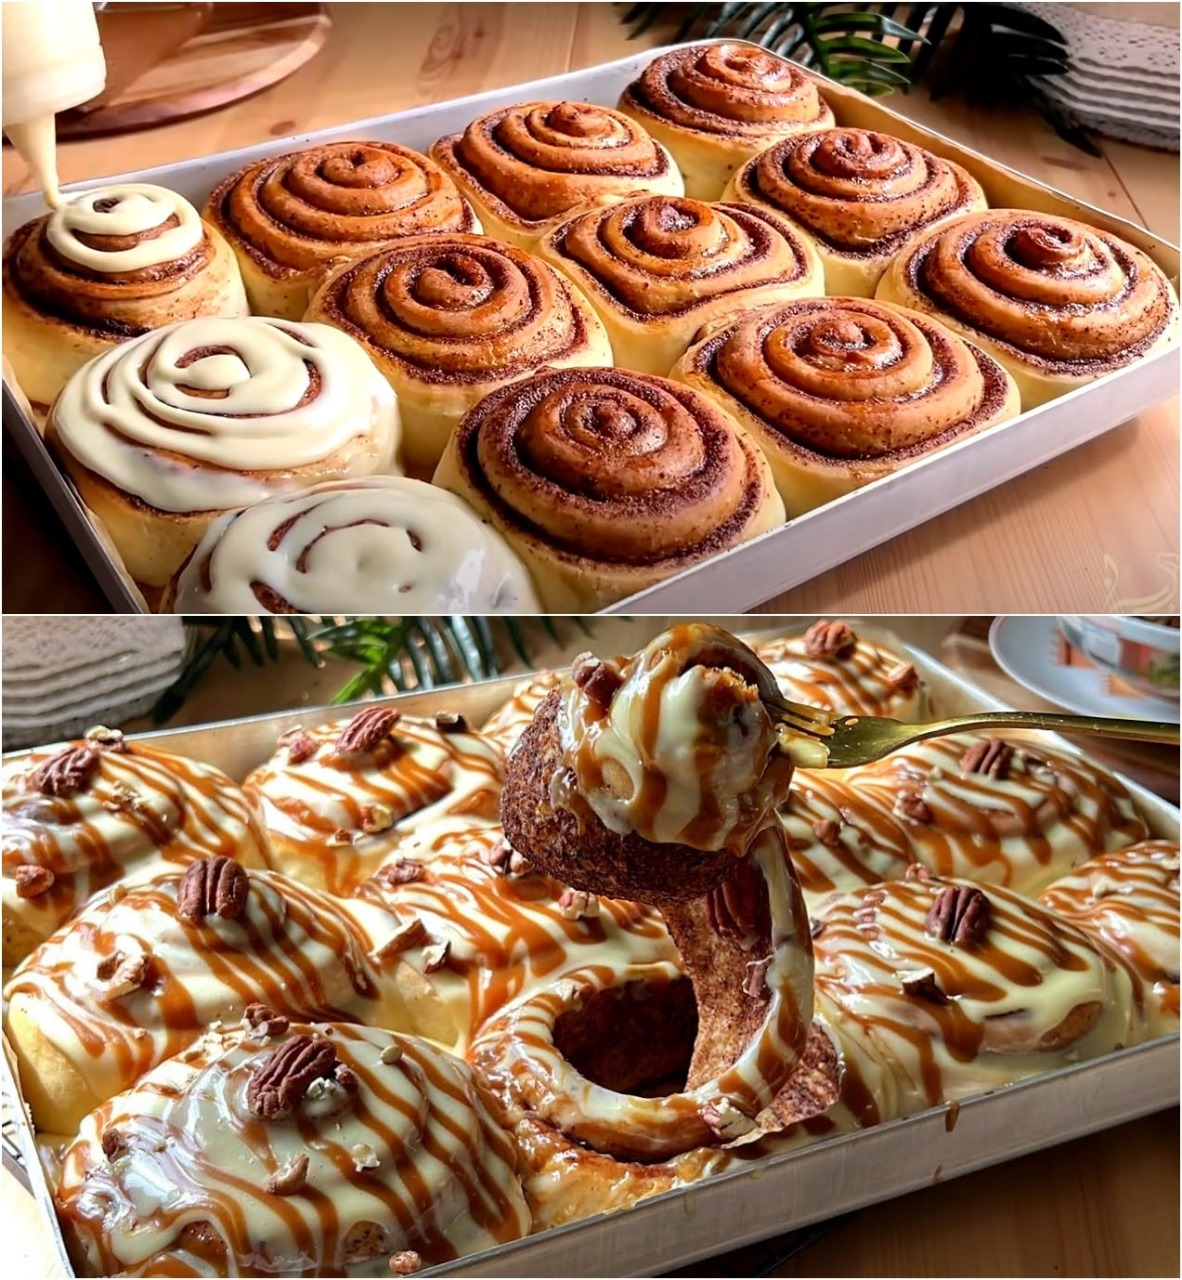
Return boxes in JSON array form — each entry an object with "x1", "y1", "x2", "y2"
[{"x1": 2, "y1": 0, "x2": 107, "y2": 206}]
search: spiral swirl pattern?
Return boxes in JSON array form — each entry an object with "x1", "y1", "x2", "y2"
[
  {"x1": 173, "y1": 476, "x2": 538, "y2": 615},
  {"x1": 623, "y1": 43, "x2": 834, "y2": 139},
  {"x1": 430, "y1": 101, "x2": 682, "y2": 244},
  {"x1": 675, "y1": 297, "x2": 1018, "y2": 512},
  {"x1": 878, "y1": 210, "x2": 1179, "y2": 396},
  {"x1": 436, "y1": 367, "x2": 783, "y2": 609},
  {"x1": 50, "y1": 316, "x2": 399, "y2": 515}
]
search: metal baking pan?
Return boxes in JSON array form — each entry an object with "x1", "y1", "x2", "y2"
[
  {"x1": 2, "y1": 42, "x2": 1178, "y2": 615},
  {"x1": 3, "y1": 624, "x2": 1179, "y2": 1277}
]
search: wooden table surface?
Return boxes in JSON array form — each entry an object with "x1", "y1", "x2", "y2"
[
  {"x1": 2, "y1": 1, "x2": 1179, "y2": 614},
  {"x1": 2, "y1": 614, "x2": 1178, "y2": 1277}
]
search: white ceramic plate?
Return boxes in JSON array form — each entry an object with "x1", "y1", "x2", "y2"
[{"x1": 989, "y1": 615, "x2": 1181, "y2": 724}]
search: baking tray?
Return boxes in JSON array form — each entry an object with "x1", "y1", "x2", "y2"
[
  {"x1": 2, "y1": 625, "x2": 1179, "y2": 1277},
  {"x1": 2, "y1": 42, "x2": 1179, "y2": 615}
]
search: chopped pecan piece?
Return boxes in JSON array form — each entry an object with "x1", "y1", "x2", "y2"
[
  {"x1": 244, "y1": 1003, "x2": 290, "y2": 1037},
  {"x1": 177, "y1": 857, "x2": 249, "y2": 924},
  {"x1": 284, "y1": 732, "x2": 318, "y2": 765},
  {"x1": 335, "y1": 1064, "x2": 359, "y2": 1093},
  {"x1": 336, "y1": 708, "x2": 401, "y2": 755},
  {"x1": 810, "y1": 919, "x2": 825, "y2": 940},
  {"x1": 811, "y1": 818, "x2": 842, "y2": 847},
  {"x1": 380, "y1": 1043, "x2": 403, "y2": 1065},
  {"x1": 900, "y1": 969, "x2": 949, "y2": 1005},
  {"x1": 85, "y1": 726, "x2": 128, "y2": 753},
  {"x1": 484, "y1": 836, "x2": 531, "y2": 877},
  {"x1": 699, "y1": 1099, "x2": 756, "y2": 1141},
  {"x1": 706, "y1": 857, "x2": 770, "y2": 943},
  {"x1": 886, "y1": 662, "x2": 920, "y2": 695},
  {"x1": 14, "y1": 865, "x2": 55, "y2": 898},
  {"x1": 557, "y1": 888, "x2": 600, "y2": 921},
  {"x1": 360, "y1": 803, "x2": 395, "y2": 835},
  {"x1": 380, "y1": 859, "x2": 424, "y2": 886},
  {"x1": 743, "y1": 955, "x2": 772, "y2": 1001},
  {"x1": 372, "y1": 918, "x2": 428, "y2": 958},
  {"x1": 434, "y1": 712, "x2": 468, "y2": 734},
  {"x1": 959, "y1": 737, "x2": 1015, "y2": 781},
  {"x1": 572, "y1": 654, "x2": 624, "y2": 708},
  {"x1": 266, "y1": 1153, "x2": 309, "y2": 1195},
  {"x1": 904, "y1": 862, "x2": 933, "y2": 881},
  {"x1": 803, "y1": 620, "x2": 857, "y2": 660},
  {"x1": 30, "y1": 745, "x2": 99, "y2": 797},
  {"x1": 389, "y1": 1251, "x2": 422, "y2": 1275},
  {"x1": 420, "y1": 941, "x2": 450, "y2": 973},
  {"x1": 247, "y1": 1035, "x2": 339, "y2": 1119},
  {"x1": 97, "y1": 952, "x2": 149, "y2": 1002},
  {"x1": 101, "y1": 1129, "x2": 128, "y2": 1161},
  {"x1": 926, "y1": 885, "x2": 992, "y2": 949},
  {"x1": 895, "y1": 792, "x2": 933, "y2": 824}
]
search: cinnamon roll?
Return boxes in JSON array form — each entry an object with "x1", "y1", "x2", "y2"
[
  {"x1": 876, "y1": 209, "x2": 1180, "y2": 407},
  {"x1": 846, "y1": 733, "x2": 1149, "y2": 895},
  {"x1": 430, "y1": 100, "x2": 683, "y2": 250},
  {"x1": 55, "y1": 1019, "x2": 531, "y2": 1277},
  {"x1": 2, "y1": 728, "x2": 269, "y2": 966},
  {"x1": 433, "y1": 367, "x2": 786, "y2": 611},
  {"x1": 1040, "y1": 840, "x2": 1179, "y2": 1037},
  {"x1": 725, "y1": 129, "x2": 987, "y2": 296},
  {"x1": 205, "y1": 140, "x2": 479, "y2": 319},
  {"x1": 481, "y1": 672, "x2": 563, "y2": 759},
  {"x1": 2, "y1": 183, "x2": 248, "y2": 414},
  {"x1": 167, "y1": 477, "x2": 539, "y2": 615},
  {"x1": 672, "y1": 296, "x2": 1020, "y2": 513},
  {"x1": 46, "y1": 316, "x2": 401, "y2": 588},
  {"x1": 243, "y1": 707, "x2": 504, "y2": 896},
  {"x1": 305, "y1": 233, "x2": 612, "y2": 470},
  {"x1": 539, "y1": 195, "x2": 824, "y2": 375},
  {"x1": 4, "y1": 862, "x2": 401, "y2": 1132},
  {"x1": 811, "y1": 878, "x2": 1143, "y2": 1126},
  {"x1": 618, "y1": 43, "x2": 835, "y2": 199}
]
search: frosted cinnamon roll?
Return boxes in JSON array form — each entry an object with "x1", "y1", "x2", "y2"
[
  {"x1": 618, "y1": 43, "x2": 835, "y2": 199},
  {"x1": 672, "y1": 297, "x2": 1020, "y2": 514},
  {"x1": 55, "y1": 1020, "x2": 531, "y2": 1277},
  {"x1": 243, "y1": 707, "x2": 504, "y2": 896},
  {"x1": 725, "y1": 129, "x2": 986, "y2": 296},
  {"x1": 2, "y1": 183, "x2": 248, "y2": 414},
  {"x1": 305, "y1": 233, "x2": 612, "y2": 470},
  {"x1": 2, "y1": 729, "x2": 269, "y2": 966},
  {"x1": 755, "y1": 619, "x2": 927, "y2": 721},
  {"x1": 354, "y1": 823, "x2": 677, "y2": 1050},
  {"x1": 167, "y1": 477, "x2": 539, "y2": 615},
  {"x1": 538, "y1": 196, "x2": 823, "y2": 375},
  {"x1": 811, "y1": 878, "x2": 1142, "y2": 1126},
  {"x1": 4, "y1": 862, "x2": 401, "y2": 1132},
  {"x1": 481, "y1": 672, "x2": 562, "y2": 759},
  {"x1": 876, "y1": 209, "x2": 1180, "y2": 408},
  {"x1": 46, "y1": 316, "x2": 400, "y2": 588},
  {"x1": 430, "y1": 100, "x2": 683, "y2": 250},
  {"x1": 846, "y1": 733, "x2": 1149, "y2": 895},
  {"x1": 1040, "y1": 840, "x2": 1179, "y2": 1037},
  {"x1": 433, "y1": 367, "x2": 785, "y2": 611},
  {"x1": 205, "y1": 140, "x2": 479, "y2": 319}
]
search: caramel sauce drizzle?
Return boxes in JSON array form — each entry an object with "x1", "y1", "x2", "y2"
[{"x1": 754, "y1": 630, "x2": 923, "y2": 718}]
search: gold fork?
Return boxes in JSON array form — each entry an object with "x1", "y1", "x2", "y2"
[{"x1": 763, "y1": 691, "x2": 1180, "y2": 769}]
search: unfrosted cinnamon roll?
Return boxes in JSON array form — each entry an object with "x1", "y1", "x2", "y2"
[
  {"x1": 2, "y1": 728, "x2": 269, "y2": 966},
  {"x1": 755, "y1": 619, "x2": 927, "y2": 721},
  {"x1": 2, "y1": 183, "x2": 248, "y2": 413},
  {"x1": 876, "y1": 209, "x2": 1180, "y2": 407},
  {"x1": 618, "y1": 43, "x2": 835, "y2": 199},
  {"x1": 46, "y1": 316, "x2": 400, "y2": 588},
  {"x1": 167, "y1": 477, "x2": 539, "y2": 615},
  {"x1": 1040, "y1": 840, "x2": 1179, "y2": 1037},
  {"x1": 538, "y1": 195, "x2": 824, "y2": 374},
  {"x1": 725, "y1": 129, "x2": 987, "y2": 296},
  {"x1": 4, "y1": 862, "x2": 401, "y2": 1132},
  {"x1": 672, "y1": 296, "x2": 1019, "y2": 513},
  {"x1": 205, "y1": 140, "x2": 479, "y2": 319},
  {"x1": 55, "y1": 1019, "x2": 531, "y2": 1277},
  {"x1": 243, "y1": 707, "x2": 504, "y2": 896},
  {"x1": 305, "y1": 233, "x2": 612, "y2": 470},
  {"x1": 430, "y1": 100, "x2": 683, "y2": 249},
  {"x1": 811, "y1": 878, "x2": 1143, "y2": 1126},
  {"x1": 433, "y1": 366, "x2": 785, "y2": 611},
  {"x1": 846, "y1": 733, "x2": 1149, "y2": 894}
]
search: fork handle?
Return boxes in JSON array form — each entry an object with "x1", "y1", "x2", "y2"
[{"x1": 932, "y1": 711, "x2": 1179, "y2": 746}]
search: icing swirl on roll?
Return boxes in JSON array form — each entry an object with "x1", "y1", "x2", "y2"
[
  {"x1": 171, "y1": 477, "x2": 539, "y2": 615},
  {"x1": 55, "y1": 1020, "x2": 531, "y2": 1277},
  {"x1": 45, "y1": 184, "x2": 205, "y2": 273},
  {"x1": 50, "y1": 317, "x2": 400, "y2": 514}
]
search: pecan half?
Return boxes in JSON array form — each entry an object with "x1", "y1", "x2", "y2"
[
  {"x1": 706, "y1": 857, "x2": 770, "y2": 944},
  {"x1": 926, "y1": 885, "x2": 992, "y2": 948},
  {"x1": 557, "y1": 888, "x2": 600, "y2": 921},
  {"x1": 30, "y1": 745, "x2": 99, "y2": 797},
  {"x1": 14, "y1": 865, "x2": 55, "y2": 898},
  {"x1": 266, "y1": 1153, "x2": 309, "y2": 1195},
  {"x1": 959, "y1": 738, "x2": 1015, "y2": 781},
  {"x1": 900, "y1": 969, "x2": 949, "y2": 1005},
  {"x1": 177, "y1": 857, "x2": 250, "y2": 924},
  {"x1": 336, "y1": 708, "x2": 401, "y2": 754},
  {"x1": 247, "y1": 1036, "x2": 339, "y2": 1119},
  {"x1": 572, "y1": 655, "x2": 624, "y2": 709},
  {"x1": 803, "y1": 620, "x2": 857, "y2": 660},
  {"x1": 434, "y1": 712, "x2": 468, "y2": 734},
  {"x1": 895, "y1": 792, "x2": 933, "y2": 824},
  {"x1": 379, "y1": 859, "x2": 424, "y2": 886}
]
